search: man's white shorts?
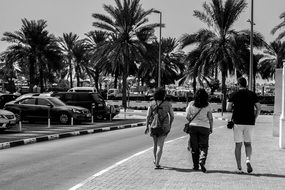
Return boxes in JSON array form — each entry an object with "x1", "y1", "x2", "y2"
[{"x1": 233, "y1": 124, "x2": 254, "y2": 143}]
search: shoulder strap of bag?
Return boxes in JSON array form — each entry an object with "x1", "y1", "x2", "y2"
[
  {"x1": 154, "y1": 100, "x2": 164, "y2": 113},
  {"x1": 188, "y1": 108, "x2": 202, "y2": 123}
]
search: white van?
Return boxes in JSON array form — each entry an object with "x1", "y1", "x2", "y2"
[{"x1": 67, "y1": 87, "x2": 97, "y2": 93}]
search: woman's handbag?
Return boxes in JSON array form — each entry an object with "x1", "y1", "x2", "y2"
[
  {"x1": 227, "y1": 120, "x2": 234, "y2": 129},
  {"x1": 183, "y1": 108, "x2": 202, "y2": 134}
]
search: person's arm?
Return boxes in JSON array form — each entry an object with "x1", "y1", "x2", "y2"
[
  {"x1": 254, "y1": 102, "x2": 261, "y2": 120},
  {"x1": 226, "y1": 101, "x2": 233, "y2": 112},
  {"x1": 207, "y1": 110, "x2": 213, "y2": 134},
  {"x1": 169, "y1": 104, "x2": 174, "y2": 127},
  {"x1": 145, "y1": 106, "x2": 152, "y2": 134},
  {"x1": 185, "y1": 104, "x2": 192, "y2": 121},
  {"x1": 226, "y1": 93, "x2": 234, "y2": 112}
]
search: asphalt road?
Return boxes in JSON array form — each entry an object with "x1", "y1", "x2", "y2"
[{"x1": 0, "y1": 113, "x2": 226, "y2": 190}]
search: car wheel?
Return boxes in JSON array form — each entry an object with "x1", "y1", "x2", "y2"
[{"x1": 59, "y1": 113, "x2": 70, "y2": 124}]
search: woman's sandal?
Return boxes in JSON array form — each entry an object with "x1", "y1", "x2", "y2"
[{"x1": 154, "y1": 165, "x2": 163, "y2": 169}]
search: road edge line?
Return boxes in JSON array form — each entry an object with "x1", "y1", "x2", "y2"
[{"x1": 68, "y1": 136, "x2": 187, "y2": 190}]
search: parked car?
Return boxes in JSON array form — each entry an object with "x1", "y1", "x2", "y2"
[
  {"x1": 14, "y1": 93, "x2": 52, "y2": 102},
  {"x1": 0, "y1": 109, "x2": 17, "y2": 131},
  {"x1": 0, "y1": 94, "x2": 19, "y2": 109},
  {"x1": 67, "y1": 87, "x2": 97, "y2": 93},
  {"x1": 4, "y1": 96, "x2": 91, "y2": 124},
  {"x1": 52, "y1": 92, "x2": 120, "y2": 120}
]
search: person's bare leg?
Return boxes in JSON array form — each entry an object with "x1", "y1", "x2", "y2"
[
  {"x1": 153, "y1": 136, "x2": 158, "y2": 164},
  {"x1": 155, "y1": 136, "x2": 166, "y2": 166},
  {"x1": 235, "y1": 143, "x2": 242, "y2": 170},
  {"x1": 244, "y1": 142, "x2": 253, "y2": 173}
]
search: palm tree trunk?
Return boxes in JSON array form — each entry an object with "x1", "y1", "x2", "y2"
[
  {"x1": 192, "y1": 77, "x2": 197, "y2": 94},
  {"x1": 114, "y1": 72, "x2": 118, "y2": 89},
  {"x1": 221, "y1": 70, "x2": 227, "y2": 112},
  {"x1": 76, "y1": 66, "x2": 80, "y2": 87},
  {"x1": 95, "y1": 69, "x2": 99, "y2": 90},
  {"x1": 122, "y1": 57, "x2": 128, "y2": 111},
  {"x1": 39, "y1": 66, "x2": 44, "y2": 93},
  {"x1": 69, "y1": 57, "x2": 73, "y2": 88},
  {"x1": 215, "y1": 64, "x2": 218, "y2": 80},
  {"x1": 29, "y1": 59, "x2": 35, "y2": 93}
]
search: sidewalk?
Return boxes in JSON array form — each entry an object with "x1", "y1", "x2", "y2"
[{"x1": 74, "y1": 114, "x2": 285, "y2": 190}]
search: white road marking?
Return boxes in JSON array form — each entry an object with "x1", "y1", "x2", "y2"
[
  {"x1": 68, "y1": 136, "x2": 186, "y2": 190},
  {"x1": 69, "y1": 125, "x2": 224, "y2": 190}
]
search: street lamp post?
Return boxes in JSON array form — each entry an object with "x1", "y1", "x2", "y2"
[
  {"x1": 249, "y1": 0, "x2": 254, "y2": 92},
  {"x1": 279, "y1": 59, "x2": 285, "y2": 149},
  {"x1": 154, "y1": 10, "x2": 162, "y2": 88}
]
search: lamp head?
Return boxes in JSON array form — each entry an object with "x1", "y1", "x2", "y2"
[{"x1": 153, "y1": 10, "x2": 161, "y2": 14}]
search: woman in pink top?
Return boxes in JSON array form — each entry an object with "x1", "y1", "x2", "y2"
[{"x1": 186, "y1": 88, "x2": 213, "y2": 172}]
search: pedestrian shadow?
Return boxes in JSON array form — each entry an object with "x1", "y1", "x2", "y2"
[
  {"x1": 207, "y1": 170, "x2": 285, "y2": 178},
  {"x1": 162, "y1": 166, "x2": 197, "y2": 173}
]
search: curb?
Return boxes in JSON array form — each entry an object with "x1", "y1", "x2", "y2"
[{"x1": 0, "y1": 122, "x2": 146, "y2": 150}]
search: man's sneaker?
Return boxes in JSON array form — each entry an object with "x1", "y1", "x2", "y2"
[
  {"x1": 199, "y1": 163, "x2": 207, "y2": 173},
  {"x1": 235, "y1": 168, "x2": 244, "y2": 174},
  {"x1": 246, "y1": 161, "x2": 253, "y2": 173}
]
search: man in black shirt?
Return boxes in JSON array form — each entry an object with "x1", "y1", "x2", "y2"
[{"x1": 226, "y1": 77, "x2": 261, "y2": 173}]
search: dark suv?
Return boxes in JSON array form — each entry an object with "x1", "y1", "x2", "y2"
[
  {"x1": 52, "y1": 92, "x2": 119, "y2": 120},
  {"x1": 0, "y1": 94, "x2": 19, "y2": 109}
]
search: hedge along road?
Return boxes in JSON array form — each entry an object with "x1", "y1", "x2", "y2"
[{"x1": 107, "y1": 100, "x2": 274, "y2": 113}]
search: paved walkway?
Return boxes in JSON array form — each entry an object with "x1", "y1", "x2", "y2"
[{"x1": 73, "y1": 114, "x2": 285, "y2": 190}]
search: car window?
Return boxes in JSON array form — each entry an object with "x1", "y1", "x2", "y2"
[
  {"x1": 37, "y1": 98, "x2": 51, "y2": 106},
  {"x1": 53, "y1": 93, "x2": 65, "y2": 101},
  {"x1": 48, "y1": 97, "x2": 66, "y2": 106},
  {"x1": 74, "y1": 90, "x2": 93, "y2": 92},
  {"x1": 76, "y1": 93, "x2": 91, "y2": 101},
  {"x1": 91, "y1": 94, "x2": 104, "y2": 103},
  {"x1": 20, "y1": 98, "x2": 36, "y2": 105},
  {"x1": 65, "y1": 93, "x2": 74, "y2": 101}
]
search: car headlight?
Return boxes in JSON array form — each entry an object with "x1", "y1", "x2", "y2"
[{"x1": 72, "y1": 109, "x2": 82, "y2": 113}]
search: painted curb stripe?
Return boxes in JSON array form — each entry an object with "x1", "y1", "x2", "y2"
[
  {"x1": 0, "y1": 118, "x2": 225, "y2": 150},
  {"x1": 0, "y1": 122, "x2": 146, "y2": 150}
]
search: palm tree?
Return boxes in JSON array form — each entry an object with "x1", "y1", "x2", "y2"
[
  {"x1": 72, "y1": 40, "x2": 90, "y2": 87},
  {"x1": 179, "y1": 0, "x2": 266, "y2": 110},
  {"x1": 271, "y1": 12, "x2": 285, "y2": 40},
  {"x1": 58, "y1": 32, "x2": 79, "y2": 88},
  {"x1": 1, "y1": 18, "x2": 62, "y2": 92},
  {"x1": 139, "y1": 37, "x2": 185, "y2": 87},
  {"x1": 179, "y1": 46, "x2": 210, "y2": 94},
  {"x1": 258, "y1": 40, "x2": 285, "y2": 79},
  {"x1": 85, "y1": 30, "x2": 110, "y2": 91},
  {"x1": 0, "y1": 54, "x2": 18, "y2": 92},
  {"x1": 92, "y1": 0, "x2": 159, "y2": 110}
]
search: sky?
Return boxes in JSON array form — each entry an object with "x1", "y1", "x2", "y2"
[{"x1": 0, "y1": 0, "x2": 284, "y2": 53}]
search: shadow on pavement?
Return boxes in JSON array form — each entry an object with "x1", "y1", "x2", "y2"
[
  {"x1": 0, "y1": 130, "x2": 22, "y2": 134},
  {"x1": 162, "y1": 166, "x2": 197, "y2": 173},
  {"x1": 207, "y1": 170, "x2": 285, "y2": 178}
]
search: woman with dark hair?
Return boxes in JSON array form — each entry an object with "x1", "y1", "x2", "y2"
[
  {"x1": 186, "y1": 88, "x2": 213, "y2": 172},
  {"x1": 145, "y1": 87, "x2": 174, "y2": 169}
]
